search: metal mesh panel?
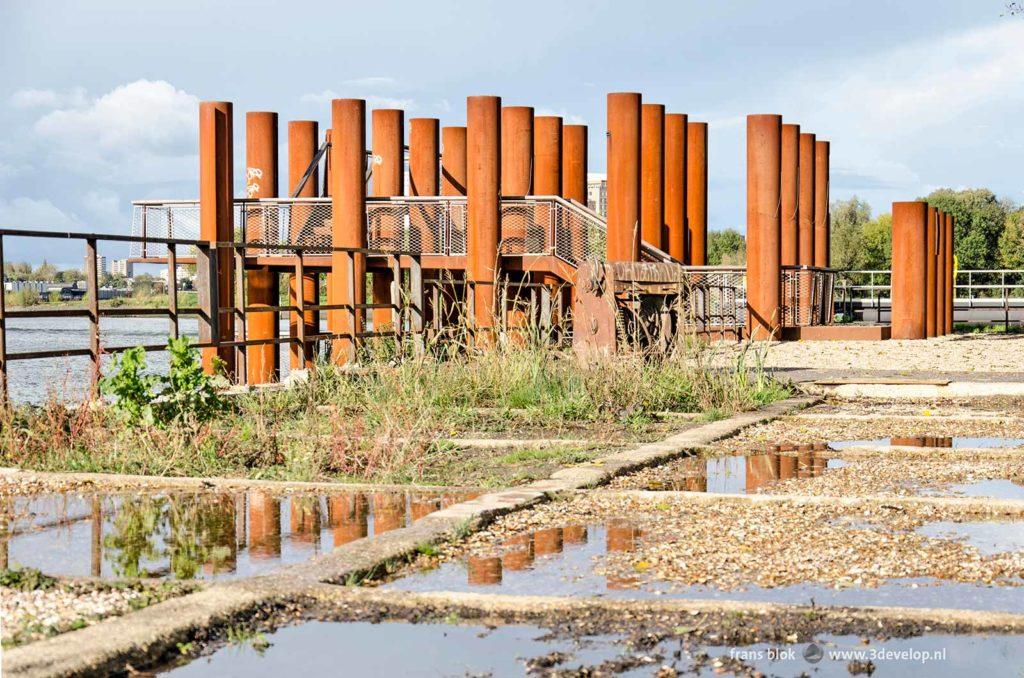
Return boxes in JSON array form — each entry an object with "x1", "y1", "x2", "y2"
[
  {"x1": 447, "y1": 200, "x2": 467, "y2": 255},
  {"x1": 500, "y1": 199, "x2": 551, "y2": 255},
  {"x1": 679, "y1": 269, "x2": 747, "y2": 330},
  {"x1": 552, "y1": 200, "x2": 606, "y2": 266},
  {"x1": 781, "y1": 267, "x2": 836, "y2": 326},
  {"x1": 129, "y1": 202, "x2": 201, "y2": 257}
]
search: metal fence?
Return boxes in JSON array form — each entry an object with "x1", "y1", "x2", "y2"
[
  {"x1": 781, "y1": 266, "x2": 835, "y2": 326},
  {"x1": 678, "y1": 266, "x2": 747, "y2": 331}
]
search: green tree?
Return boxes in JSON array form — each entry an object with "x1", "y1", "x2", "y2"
[
  {"x1": 999, "y1": 210, "x2": 1024, "y2": 270},
  {"x1": 829, "y1": 197, "x2": 872, "y2": 270},
  {"x1": 3, "y1": 262, "x2": 32, "y2": 281},
  {"x1": 924, "y1": 188, "x2": 1010, "y2": 270},
  {"x1": 860, "y1": 213, "x2": 892, "y2": 270},
  {"x1": 707, "y1": 229, "x2": 745, "y2": 266}
]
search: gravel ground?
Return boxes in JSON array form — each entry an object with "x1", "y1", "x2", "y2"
[
  {"x1": 408, "y1": 493, "x2": 1024, "y2": 591},
  {"x1": 714, "y1": 333, "x2": 1024, "y2": 373}
]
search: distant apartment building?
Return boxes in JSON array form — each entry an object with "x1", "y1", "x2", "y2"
[
  {"x1": 111, "y1": 258, "x2": 133, "y2": 278},
  {"x1": 85, "y1": 254, "x2": 108, "y2": 277},
  {"x1": 159, "y1": 266, "x2": 194, "y2": 288},
  {"x1": 586, "y1": 173, "x2": 607, "y2": 217}
]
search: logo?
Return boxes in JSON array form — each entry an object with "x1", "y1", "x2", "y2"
[{"x1": 803, "y1": 643, "x2": 824, "y2": 664}]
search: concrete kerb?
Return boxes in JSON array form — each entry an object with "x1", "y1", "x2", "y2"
[
  {"x1": 1, "y1": 395, "x2": 817, "y2": 678},
  {"x1": 810, "y1": 381, "x2": 1024, "y2": 399}
]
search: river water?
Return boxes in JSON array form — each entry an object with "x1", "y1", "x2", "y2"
[{"x1": 4, "y1": 316, "x2": 295, "y2": 404}]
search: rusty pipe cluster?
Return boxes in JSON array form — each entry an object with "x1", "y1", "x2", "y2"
[{"x1": 891, "y1": 201, "x2": 955, "y2": 339}]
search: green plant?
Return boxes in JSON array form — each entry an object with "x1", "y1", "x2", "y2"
[
  {"x1": 0, "y1": 567, "x2": 56, "y2": 591},
  {"x1": 100, "y1": 347, "x2": 159, "y2": 425}
]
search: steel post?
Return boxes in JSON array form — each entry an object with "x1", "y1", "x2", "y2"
[
  {"x1": 501, "y1": 106, "x2": 534, "y2": 195},
  {"x1": 814, "y1": 140, "x2": 830, "y2": 268},
  {"x1": 467, "y1": 96, "x2": 501, "y2": 337},
  {"x1": 329, "y1": 99, "x2": 366, "y2": 363},
  {"x1": 780, "y1": 123, "x2": 800, "y2": 267},
  {"x1": 287, "y1": 120, "x2": 319, "y2": 370},
  {"x1": 640, "y1": 103, "x2": 665, "y2": 251},
  {"x1": 663, "y1": 113, "x2": 687, "y2": 262},
  {"x1": 925, "y1": 205, "x2": 938, "y2": 337},
  {"x1": 606, "y1": 93, "x2": 642, "y2": 262},
  {"x1": 685, "y1": 121, "x2": 708, "y2": 265},
  {"x1": 441, "y1": 126, "x2": 467, "y2": 196},
  {"x1": 533, "y1": 115, "x2": 562, "y2": 196},
  {"x1": 797, "y1": 133, "x2": 816, "y2": 266},
  {"x1": 370, "y1": 109, "x2": 404, "y2": 333},
  {"x1": 945, "y1": 213, "x2": 954, "y2": 333},
  {"x1": 746, "y1": 114, "x2": 783, "y2": 340},
  {"x1": 936, "y1": 209, "x2": 946, "y2": 336},
  {"x1": 409, "y1": 117, "x2": 440, "y2": 252},
  {"x1": 561, "y1": 124, "x2": 588, "y2": 204},
  {"x1": 891, "y1": 201, "x2": 928, "y2": 340}
]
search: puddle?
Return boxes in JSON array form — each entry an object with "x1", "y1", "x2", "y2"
[
  {"x1": 642, "y1": 451, "x2": 835, "y2": 493},
  {"x1": 158, "y1": 619, "x2": 1024, "y2": 677},
  {"x1": 386, "y1": 523, "x2": 1024, "y2": 613},
  {"x1": 830, "y1": 437, "x2": 1024, "y2": 449},
  {"x1": 943, "y1": 480, "x2": 1024, "y2": 501},
  {"x1": 0, "y1": 488, "x2": 477, "y2": 580},
  {"x1": 916, "y1": 521, "x2": 1024, "y2": 556}
]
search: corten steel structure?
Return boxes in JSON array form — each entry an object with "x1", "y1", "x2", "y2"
[
  {"x1": 533, "y1": 116, "x2": 562, "y2": 196},
  {"x1": 606, "y1": 93, "x2": 642, "y2": 262},
  {"x1": 640, "y1": 103, "x2": 666, "y2": 251},
  {"x1": 746, "y1": 114, "x2": 783, "y2": 340},
  {"x1": 562, "y1": 125, "x2": 588, "y2": 204},
  {"x1": 925, "y1": 205, "x2": 938, "y2": 338},
  {"x1": 936, "y1": 209, "x2": 946, "y2": 336},
  {"x1": 780, "y1": 124, "x2": 800, "y2": 267},
  {"x1": 441, "y1": 126, "x2": 467, "y2": 196},
  {"x1": 370, "y1": 109, "x2": 404, "y2": 333},
  {"x1": 891, "y1": 201, "x2": 928, "y2": 340},
  {"x1": 409, "y1": 117, "x2": 440, "y2": 250},
  {"x1": 685, "y1": 121, "x2": 708, "y2": 265},
  {"x1": 245, "y1": 111, "x2": 280, "y2": 384},
  {"x1": 502, "y1": 107, "x2": 534, "y2": 195},
  {"x1": 797, "y1": 133, "x2": 816, "y2": 266},
  {"x1": 814, "y1": 140, "x2": 830, "y2": 268},
  {"x1": 199, "y1": 101, "x2": 235, "y2": 375},
  {"x1": 944, "y1": 212, "x2": 954, "y2": 333},
  {"x1": 287, "y1": 120, "x2": 320, "y2": 370},
  {"x1": 466, "y1": 96, "x2": 501, "y2": 336},
  {"x1": 664, "y1": 113, "x2": 687, "y2": 262}
]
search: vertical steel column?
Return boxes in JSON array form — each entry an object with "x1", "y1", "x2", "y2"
[
  {"x1": 640, "y1": 103, "x2": 665, "y2": 251},
  {"x1": 814, "y1": 140, "x2": 830, "y2": 268},
  {"x1": 409, "y1": 117, "x2": 440, "y2": 251},
  {"x1": 663, "y1": 113, "x2": 687, "y2": 262},
  {"x1": 606, "y1": 93, "x2": 642, "y2": 262},
  {"x1": 501, "y1": 106, "x2": 534, "y2": 195},
  {"x1": 891, "y1": 201, "x2": 928, "y2": 340},
  {"x1": 329, "y1": 99, "x2": 366, "y2": 363},
  {"x1": 467, "y1": 96, "x2": 501, "y2": 337},
  {"x1": 945, "y1": 213, "x2": 954, "y2": 333},
  {"x1": 685, "y1": 121, "x2": 708, "y2": 265},
  {"x1": 533, "y1": 115, "x2": 563, "y2": 306},
  {"x1": 925, "y1": 205, "x2": 938, "y2": 337},
  {"x1": 287, "y1": 120, "x2": 319, "y2": 370},
  {"x1": 797, "y1": 133, "x2": 816, "y2": 266},
  {"x1": 198, "y1": 101, "x2": 234, "y2": 376},
  {"x1": 780, "y1": 124, "x2": 800, "y2": 267},
  {"x1": 245, "y1": 111, "x2": 279, "y2": 384},
  {"x1": 746, "y1": 114, "x2": 783, "y2": 340},
  {"x1": 936, "y1": 209, "x2": 946, "y2": 336},
  {"x1": 370, "y1": 109, "x2": 404, "y2": 333},
  {"x1": 561, "y1": 124, "x2": 588, "y2": 203},
  {"x1": 441, "y1": 126, "x2": 467, "y2": 196}
]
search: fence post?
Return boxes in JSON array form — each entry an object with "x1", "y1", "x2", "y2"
[
  {"x1": 167, "y1": 243, "x2": 179, "y2": 339},
  {"x1": 85, "y1": 237, "x2": 101, "y2": 394},
  {"x1": 409, "y1": 256, "x2": 424, "y2": 356},
  {"x1": 196, "y1": 243, "x2": 220, "y2": 359},
  {"x1": 294, "y1": 251, "x2": 308, "y2": 368},
  {"x1": 233, "y1": 245, "x2": 247, "y2": 384},
  {"x1": 0, "y1": 233, "x2": 7, "y2": 401}
]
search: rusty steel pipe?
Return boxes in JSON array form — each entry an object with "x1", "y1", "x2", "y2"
[
  {"x1": 746, "y1": 114, "x2": 783, "y2": 340},
  {"x1": 329, "y1": 99, "x2": 367, "y2": 363},
  {"x1": 663, "y1": 113, "x2": 687, "y2": 262},
  {"x1": 466, "y1": 96, "x2": 501, "y2": 336},
  {"x1": 409, "y1": 118, "x2": 440, "y2": 255},
  {"x1": 370, "y1": 109, "x2": 404, "y2": 333},
  {"x1": 441, "y1": 126, "x2": 467, "y2": 196},
  {"x1": 925, "y1": 205, "x2": 938, "y2": 338},
  {"x1": 606, "y1": 93, "x2": 642, "y2": 262},
  {"x1": 244, "y1": 111, "x2": 280, "y2": 384},
  {"x1": 685, "y1": 121, "x2": 708, "y2": 265},
  {"x1": 287, "y1": 120, "x2": 319, "y2": 370},
  {"x1": 533, "y1": 115, "x2": 562, "y2": 195},
  {"x1": 813, "y1": 140, "x2": 830, "y2": 268},
  {"x1": 640, "y1": 103, "x2": 665, "y2": 251},
  {"x1": 945, "y1": 212, "x2": 954, "y2": 334},
  {"x1": 501, "y1": 106, "x2": 534, "y2": 195},
  {"x1": 935, "y1": 209, "x2": 946, "y2": 336},
  {"x1": 797, "y1": 132, "x2": 816, "y2": 266},
  {"x1": 891, "y1": 201, "x2": 928, "y2": 340},
  {"x1": 561, "y1": 124, "x2": 588, "y2": 204},
  {"x1": 780, "y1": 123, "x2": 800, "y2": 267},
  {"x1": 199, "y1": 101, "x2": 234, "y2": 376}
]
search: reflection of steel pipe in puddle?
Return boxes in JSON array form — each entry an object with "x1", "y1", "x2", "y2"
[
  {"x1": 248, "y1": 491, "x2": 282, "y2": 559},
  {"x1": 467, "y1": 555, "x2": 502, "y2": 585},
  {"x1": 533, "y1": 527, "x2": 564, "y2": 556},
  {"x1": 330, "y1": 494, "x2": 368, "y2": 547},
  {"x1": 373, "y1": 493, "x2": 406, "y2": 535},
  {"x1": 745, "y1": 454, "x2": 780, "y2": 492},
  {"x1": 606, "y1": 520, "x2": 640, "y2": 552},
  {"x1": 562, "y1": 525, "x2": 588, "y2": 544},
  {"x1": 501, "y1": 533, "x2": 535, "y2": 571}
]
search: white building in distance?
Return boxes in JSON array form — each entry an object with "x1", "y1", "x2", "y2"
[
  {"x1": 111, "y1": 259, "x2": 134, "y2": 278},
  {"x1": 586, "y1": 173, "x2": 607, "y2": 217}
]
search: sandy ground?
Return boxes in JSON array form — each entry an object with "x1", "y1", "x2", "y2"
[{"x1": 715, "y1": 333, "x2": 1024, "y2": 373}]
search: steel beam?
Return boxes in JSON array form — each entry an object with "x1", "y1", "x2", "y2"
[
  {"x1": 329, "y1": 99, "x2": 366, "y2": 363},
  {"x1": 640, "y1": 103, "x2": 665, "y2": 251},
  {"x1": 925, "y1": 205, "x2": 938, "y2": 337},
  {"x1": 814, "y1": 139, "x2": 830, "y2": 268},
  {"x1": 501, "y1": 106, "x2": 533, "y2": 195},
  {"x1": 287, "y1": 120, "x2": 319, "y2": 370},
  {"x1": 891, "y1": 201, "x2": 928, "y2": 340},
  {"x1": 441, "y1": 126, "x2": 467, "y2": 196},
  {"x1": 663, "y1": 113, "x2": 687, "y2": 262},
  {"x1": 370, "y1": 109, "x2": 404, "y2": 333},
  {"x1": 561, "y1": 124, "x2": 588, "y2": 204},
  {"x1": 746, "y1": 114, "x2": 783, "y2": 340},
  {"x1": 467, "y1": 96, "x2": 501, "y2": 337},
  {"x1": 244, "y1": 111, "x2": 280, "y2": 384},
  {"x1": 780, "y1": 123, "x2": 800, "y2": 267},
  {"x1": 797, "y1": 132, "x2": 816, "y2": 266},
  {"x1": 198, "y1": 101, "x2": 234, "y2": 376},
  {"x1": 685, "y1": 121, "x2": 708, "y2": 265},
  {"x1": 606, "y1": 93, "x2": 642, "y2": 262}
]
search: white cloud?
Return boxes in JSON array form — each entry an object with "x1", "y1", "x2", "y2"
[
  {"x1": 0, "y1": 197, "x2": 84, "y2": 231},
  {"x1": 9, "y1": 87, "x2": 88, "y2": 109},
  {"x1": 82, "y1": 189, "x2": 123, "y2": 225},
  {"x1": 301, "y1": 89, "x2": 416, "y2": 110},
  {"x1": 534, "y1": 107, "x2": 587, "y2": 125}
]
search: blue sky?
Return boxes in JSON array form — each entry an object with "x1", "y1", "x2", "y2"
[{"x1": 1, "y1": 0, "x2": 1021, "y2": 266}]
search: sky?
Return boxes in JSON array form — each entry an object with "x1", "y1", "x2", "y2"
[{"x1": 1, "y1": 0, "x2": 1022, "y2": 266}]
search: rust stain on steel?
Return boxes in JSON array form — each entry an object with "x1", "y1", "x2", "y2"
[
  {"x1": 370, "y1": 108, "x2": 404, "y2": 333},
  {"x1": 441, "y1": 126, "x2": 467, "y2": 196},
  {"x1": 685, "y1": 121, "x2": 708, "y2": 265},
  {"x1": 746, "y1": 114, "x2": 783, "y2": 341},
  {"x1": 925, "y1": 205, "x2": 938, "y2": 338},
  {"x1": 813, "y1": 139, "x2": 830, "y2": 268},
  {"x1": 606, "y1": 93, "x2": 642, "y2": 262},
  {"x1": 501, "y1": 106, "x2": 534, "y2": 196},
  {"x1": 640, "y1": 103, "x2": 665, "y2": 251},
  {"x1": 287, "y1": 120, "x2": 320, "y2": 370},
  {"x1": 561, "y1": 124, "x2": 588, "y2": 204},
  {"x1": 797, "y1": 132, "x2": 816, "y2": 267},
  {"x1": 409, "y1": 117, "x2": 440, "y2": 254},
  {"x1": 245, "y1": 111, "x2": 281, "y2": 384},
  {"x1": 198, "y1": 101, "x2": 235, "y2": 376},
  {"x1": 780, "y1": 123, "x2": 800, "y2": 267},
  {"x1": 329, "y1": 98, "x2": 367, "y2": 363},
  {"x1": 663, "y1": 113, "x2": 687, "y2": 262},
  {"x1": 466, "y1": 95, "x2": 501, "y2": 335},
  {"x1": 891, "y1": 201, "x2": 928, "y2": 340}
]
